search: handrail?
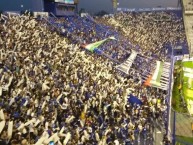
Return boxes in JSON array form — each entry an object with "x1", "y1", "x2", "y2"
[
  {"x1": 166, "y1": 53, "x2": 175, "y2": 143},
  {"x1": 50, "y1": 12, "x2": 57, "y2": 19}
]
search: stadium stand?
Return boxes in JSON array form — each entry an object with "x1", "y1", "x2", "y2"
[{"x1": 0, "y1": 7, "x2": 188, "y2": 145}]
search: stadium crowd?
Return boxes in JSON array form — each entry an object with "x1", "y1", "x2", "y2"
[
  {"x1": 48, "y1": 11, "x2": 188, "y2": 64},
  {"x1": 97, "y1": 11, "x2": 187, "y2": 61},
  {"x1": 0, "y1": 13, "x2": 170, "y2": 145},
  {"x1": 48, "y1": 16, "x2": 131, "y2": 63}
]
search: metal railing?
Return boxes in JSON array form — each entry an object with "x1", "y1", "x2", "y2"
[{"x1": 50, "y1": 12, "x2": 57, "y2": 19}]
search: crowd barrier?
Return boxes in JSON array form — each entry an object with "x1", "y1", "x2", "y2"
[
  {"x1": 171, "y1": 109, "x2": 193, "y2": 145},
  {"x1": 165, "y1": 54, "x2": 175, "y2": 144}
]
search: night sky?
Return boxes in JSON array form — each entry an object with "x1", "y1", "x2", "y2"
[{"x1": 78, "y1": 0, "x2": 179, "y2": 14}]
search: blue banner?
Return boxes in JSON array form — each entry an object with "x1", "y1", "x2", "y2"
[{"x1": 128, "y1": 94, "x2": 143, "y2": 105}]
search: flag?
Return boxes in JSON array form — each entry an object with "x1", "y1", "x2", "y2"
[
  {"x1": 8, "y1": 121, "x2": 13, "y2": 139},
  {"x1": 144, "y1": 75, "x2": 153, "y2": 86},
  {"x1": 144, "y1": 61, "x2": 164, "y2": 87},
  {"x1": 84, "y1": 36, "x2": 116, "y2": 52},
  {"x1": 0, "y1": 121, "x2": 5, "y2": 134},
  {"x1": 151, "y1": 61, "x2": 164, "y2": 87},
  {"x1": 128, "y1": 94, "x2": 142, "y2": 105}
]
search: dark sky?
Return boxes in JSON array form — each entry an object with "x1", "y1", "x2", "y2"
[{"x1": 78, "y1": 0, "x2": 179, "y2": 14}]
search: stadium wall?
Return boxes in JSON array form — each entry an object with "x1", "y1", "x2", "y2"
[
  {"x1": 78, "y1": 0, "x2": 180, "y2": 13},
  {"x1": 119, "y1": 0, "x2": 180, "y2": 9},
  {"x1": 0, "y1": 0, "x2": 44, "y2": 12}
]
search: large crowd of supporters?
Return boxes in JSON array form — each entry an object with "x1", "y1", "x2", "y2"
[
  {"x1": 96, "y1": 11, "x2": 187, "y2": 60},
  {"x1": 0, "y1": 10, "x2": 187, "y2": 145}
]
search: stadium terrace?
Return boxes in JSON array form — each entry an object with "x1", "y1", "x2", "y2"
[{"x1": 0, "y1": 0, "x2": 193, "y2": 145}]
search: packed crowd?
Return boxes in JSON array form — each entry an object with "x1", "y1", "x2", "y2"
[
  {"x1": 48, "y1": 16, "x2": 131, "y2": 63},
  {"x1": 47, "y1": 11, "x2": 188, "y2": 65},
  {"x1": 97, "y1": 10, "x2": 187, "y2": 61},
  {"x1": 0, "y1": 13, "x2": 169, "y2": 145}
]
